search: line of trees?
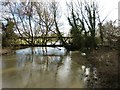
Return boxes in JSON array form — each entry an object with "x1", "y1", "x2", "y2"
[{"x1": 1, "y1": 0, "x2": 120, "y2": 51}]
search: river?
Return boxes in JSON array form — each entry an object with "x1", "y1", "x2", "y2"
[{"x1": 2, "y1": 47, "x2": 98, "y2": 88}]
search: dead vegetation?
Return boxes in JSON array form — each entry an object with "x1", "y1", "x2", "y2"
[{"x1": 87, "y1": 48, "x2": 119, "y2": 88}]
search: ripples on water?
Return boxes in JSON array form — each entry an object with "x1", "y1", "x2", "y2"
[{"x1": 2, "y1": 47, "x2": 98, "y2": 88}]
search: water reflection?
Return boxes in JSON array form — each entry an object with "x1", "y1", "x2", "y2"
[
  {"x1": 81, "y1": 65, "x2": 98, "y2": 88},
  {"x1": 56, "y1": 55, "x2": 71, "y2": 88},
  {"x1": 2, "y1": 47, "x2": 98, "y2": 88}
]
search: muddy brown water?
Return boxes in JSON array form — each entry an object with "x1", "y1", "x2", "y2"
[{"x1": 2, "y1": 47, "x2": 98, "y2": 88}]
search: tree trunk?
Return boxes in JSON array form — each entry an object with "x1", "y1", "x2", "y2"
[{"x1": 54, "y1": 17, "x2": 76, "y2": 51}]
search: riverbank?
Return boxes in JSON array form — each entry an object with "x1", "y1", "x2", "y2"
[
  {"x1": 0, "y1": 46, "x2": 30, "y2": 55},
  {"x1": 87, "y1": 48, "x2": 119, "y2": 88},
  {"x1": 0, "y1": 48, "x2": 15, "y2": 55}
]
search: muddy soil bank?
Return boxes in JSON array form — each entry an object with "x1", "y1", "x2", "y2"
[
  {"x1": 0, "y1": 48, "x2": 15, "y2": 55},
  {"x1": 0, "y1": 46, "x2": 29, "y2": 55},
  {"x1": 86, "y1": 48, "x2": 119, "y2": 88}
]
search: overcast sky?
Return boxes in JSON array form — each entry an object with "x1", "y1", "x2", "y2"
[
  {"x1": 59, "y1": 0, "x2": 119, "y2": 21},
  {"x1": 97, "y1": 0, "x2": 119, "y2": 21},
  {"x1": 58, "y1": 0, "x2": 120, "y2": 34}
]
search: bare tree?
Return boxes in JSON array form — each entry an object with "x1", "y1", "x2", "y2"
[
  {"x1": 1, "y1": 1, "x2": 54, "y2": 45},
  {"x1": 49, "y1": 1, "x2": 75, "y2": 50},
  {"x1": 66, "y1": 0, "x2": 101, "y2": 49},
  {"x1": 66, "y1": 1, "x2": 85, "y2": 50},
  {"x1": 34, "y1": 2, "x2": 56, "y2": 45},
  {"x1": 82, "y1": 1, "x2": 98, "y2": 48},
  {"x1": 1, "y1": 2, "x2": 35, "y2": 45}
]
